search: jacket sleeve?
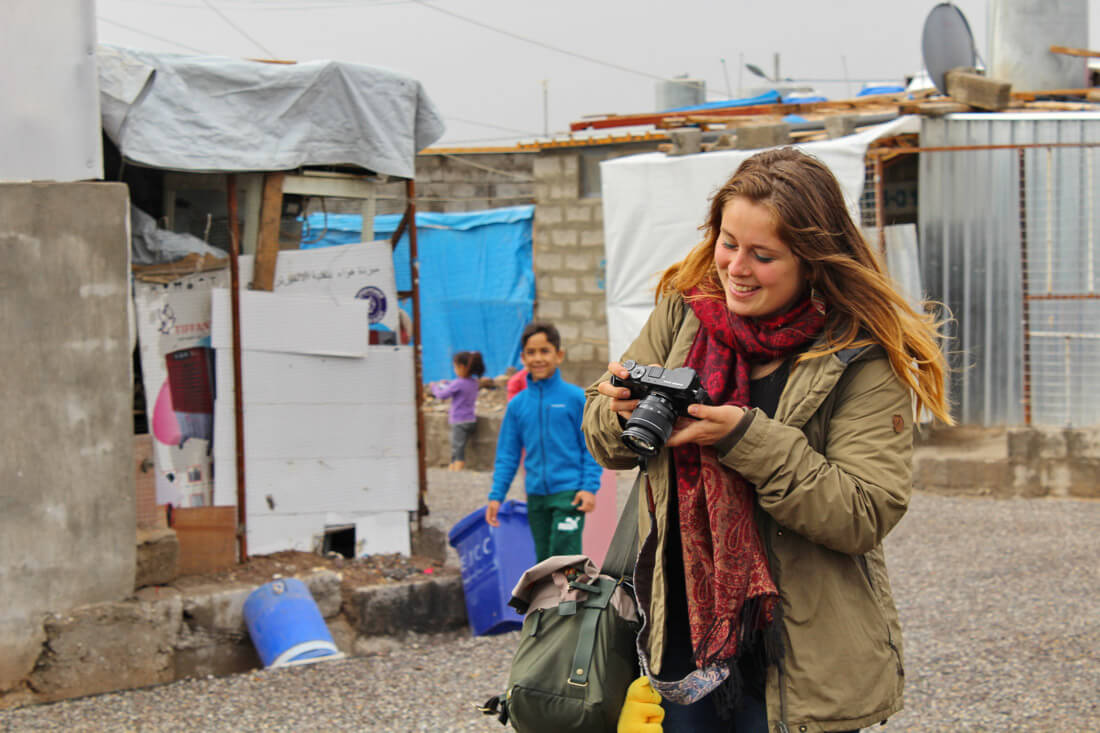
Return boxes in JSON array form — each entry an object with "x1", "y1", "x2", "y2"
[
  {"x1": 582, "y1": 294, "x2": 685, "y2": 470},
  {"x1": 577, "y1": 396, "x2": 605, "y2": 492},
  {"x1": 489, "y1": 401, "x2": 523, "y2": 503},
  {"x1": 717, "y1": 356, "x2": 913, "y2": 555}
]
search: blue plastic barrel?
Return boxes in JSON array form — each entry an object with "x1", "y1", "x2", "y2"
[
  {"x1": 243, "y1": 578, "x2": 345, "y2": 668},
  {"x1": 447, "y1": 499, "x2": 536, "y2": 636}
]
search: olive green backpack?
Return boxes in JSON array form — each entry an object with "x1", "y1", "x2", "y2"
[{"x1": 480, "y1": 475, "x2": 642, "y2": 732}]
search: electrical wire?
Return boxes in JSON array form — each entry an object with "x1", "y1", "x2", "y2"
[
  {"x1": 199, "y1": 0, "x2": 277, "y2": 58},
  {"x1": 97, "y1": 16, "x2": 212, "y2": 54},
  {"x1": 409, "y1": 0, "x2": 671, "y2": 84}
]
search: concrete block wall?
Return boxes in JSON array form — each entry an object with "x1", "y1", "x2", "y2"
[{"x1": 531, "y1": 151, "x2": 609, "y2": 389}]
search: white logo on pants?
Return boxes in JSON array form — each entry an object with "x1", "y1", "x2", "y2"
[{"x1": 556, "y1": 516, "x2": 580, "y2": 532}]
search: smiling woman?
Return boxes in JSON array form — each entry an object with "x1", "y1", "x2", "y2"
[{"x1": 585, "y1": 147, "x2": 954, "y2": 732}]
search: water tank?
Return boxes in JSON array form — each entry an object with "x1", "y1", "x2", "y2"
[
  {"x1": 657, "y1": 76, "x2": 706, "y2": 111},
  {"x1": 988, "y1": 0, "x2": 1088, "y2": 90}
]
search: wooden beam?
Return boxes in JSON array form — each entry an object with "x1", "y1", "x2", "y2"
[
  {"x1": 1011, "y1": 88, "x2": 1097, "y2": 101},
  {"x1": 946, "y1": 70, "x2": 1012, "y2": 111},
  {"x1": 249, "y1": 171, "x2": 285, "y2": 292},
  {"x1": 1049, "y1": 45, "x2": 1100, "y2": 58}
]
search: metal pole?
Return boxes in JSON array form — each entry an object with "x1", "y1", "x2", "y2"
[
  {"x1": 406, "y1": 180, "x2": 428, "y2": 529},
  {"x1": 226, "y1": 174, "x2": 248, "y2": 562},
  {"x1": 1018, "y1": 149, "x2": 1033, "y2": 426}
]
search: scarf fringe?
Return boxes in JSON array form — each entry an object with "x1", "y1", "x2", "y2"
[{"x1": 693, "y1": 595, "x2": 787, "y2": 721}]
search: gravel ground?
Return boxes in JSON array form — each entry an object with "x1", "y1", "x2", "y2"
[{"x1": 2, "y1": 468, "x2": 1097, "y2": 732}]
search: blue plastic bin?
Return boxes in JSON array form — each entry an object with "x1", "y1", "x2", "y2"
[
  {"x1": 243, "y1": 578, "x2": 345, "y2": 668},
  {"x1": 447, "y1": 500, "x2": 537, "y2": 635}
]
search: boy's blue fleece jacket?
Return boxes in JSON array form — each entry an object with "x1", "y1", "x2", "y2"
[{"x1": 489, "y1": 369, "x2": 603, "y2": 503}]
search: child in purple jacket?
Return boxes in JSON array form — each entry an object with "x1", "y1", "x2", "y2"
[{"x1": 430, "y1": 351, "x2": 485, "y2": 471}]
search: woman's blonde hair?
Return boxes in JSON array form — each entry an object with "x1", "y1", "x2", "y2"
[{"x1": 657, "y1": 147, "x2": 953, "y2": 423}]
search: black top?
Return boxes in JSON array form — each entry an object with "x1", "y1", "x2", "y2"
[{"x1": 658, "y1": 358, "x2": 791, "y2": 695}]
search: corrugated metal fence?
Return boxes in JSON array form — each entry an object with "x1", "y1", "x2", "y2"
[{"x1": 869, "y1": 114, "x2": 1100, "y2": 426}]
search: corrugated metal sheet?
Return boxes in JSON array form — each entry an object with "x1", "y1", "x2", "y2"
[{"x1": 919, "y1": 113, "x2": 1100, "y2": 426}]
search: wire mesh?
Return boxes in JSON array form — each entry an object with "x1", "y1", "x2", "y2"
[
  {"x1": 1019, "y1": 144, "x2": 1100, "y2": 427},
  {"x1": 911, "y1": 140, "x2": 1100, "y2": 427}
]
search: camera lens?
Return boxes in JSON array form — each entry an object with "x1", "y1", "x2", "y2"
[{"x1": 620, "y1": 393, "x2": 677, "y2": 457}]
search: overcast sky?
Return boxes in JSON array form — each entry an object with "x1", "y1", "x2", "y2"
[{"x1": 95, "y1": 0, "x2": 1098, "y2": 147}]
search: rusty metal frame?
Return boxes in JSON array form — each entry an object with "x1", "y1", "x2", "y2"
[{"x1": 1018, "y1": 149, "x2": 1033, "y2": 427}]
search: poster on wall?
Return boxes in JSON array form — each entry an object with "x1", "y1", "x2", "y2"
[{"x1": 134, "y1": 270, "x2": 229, "y2": 508}]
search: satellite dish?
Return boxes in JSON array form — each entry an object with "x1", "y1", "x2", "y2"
[{"x1": 921, "y1": 2, "x2": 977, "y2": 93}]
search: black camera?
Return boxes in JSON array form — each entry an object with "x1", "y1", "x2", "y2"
[{"x1": 609, "y1": 360, "x2": 712, "y2": 457}]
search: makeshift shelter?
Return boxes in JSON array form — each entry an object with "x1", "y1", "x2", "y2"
[
  {"x1": 301, "y1": 206, "x2": 536, "y2": 382},
  {"x1": 108, "y1": 46, "x2": 445, "y2": 563}
]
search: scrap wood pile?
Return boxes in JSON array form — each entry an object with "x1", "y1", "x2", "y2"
[{"x1": 573, "y1": 44, "x2": 1100, "y2": 157}]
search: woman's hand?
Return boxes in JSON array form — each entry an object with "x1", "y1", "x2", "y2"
[
  {"x1": 596, "y1": 361, "x2": 641, "y2": 422},
  {"x1": 665, "y1": 403, "x2": 746, "y2": 448}
]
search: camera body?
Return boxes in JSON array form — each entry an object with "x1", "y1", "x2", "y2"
[{"x1": 609, "y1": 360, "x2": 712, "y2": 457}]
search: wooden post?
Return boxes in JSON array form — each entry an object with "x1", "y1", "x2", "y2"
[
  {"x1": 226, "y1": 174, "x2": 249, "y2": 562},
  {"x1": 945, "y1": 69, "x2": 1012, "y2": 112},
  {"x1": 250, "y1": 171, "x2": 286, "y2": 292}
]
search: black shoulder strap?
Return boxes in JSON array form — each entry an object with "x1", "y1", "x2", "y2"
[{"x1": 599, "y1": 470, "x2": 641, "y2": 581}]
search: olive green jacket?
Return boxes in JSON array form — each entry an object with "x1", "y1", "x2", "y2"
[{"x1": 583, "y1": 293, "x2": 914, "y2": 733}]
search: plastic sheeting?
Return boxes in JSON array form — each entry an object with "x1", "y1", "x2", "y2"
[
  {"x1": 301, "y1": 206, "x2": 535, "y2": 382},
  {"x1": 97, "y1": 45, "x2": 444, "y2": 177},
  {"x1": 599, "y1": 116, "x2": 920, "y2": 363}
]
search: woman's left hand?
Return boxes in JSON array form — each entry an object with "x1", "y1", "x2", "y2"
[{"x1": 665, "y1": 404, "x2": 746, "y2": 448}]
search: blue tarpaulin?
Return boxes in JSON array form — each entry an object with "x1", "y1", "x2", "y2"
[{"x1": 300, "y1": 206, "x2": 535, "y2": 383}]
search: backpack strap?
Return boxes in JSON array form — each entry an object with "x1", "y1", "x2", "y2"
[
  {"x1": 599, "y1": 471, "x2": 642, "y2": 582},
  {"x1": 566, "y1": 576, "x2": 618, "y2": 686}
]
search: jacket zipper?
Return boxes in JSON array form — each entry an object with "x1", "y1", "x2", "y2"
[{"x1": 537, "y1": 381, "x2": 548, "y2": 494}]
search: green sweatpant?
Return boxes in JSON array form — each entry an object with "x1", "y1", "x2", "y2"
[{"x1": 525, "y1": 491, "x2": 585, "y2": 563}]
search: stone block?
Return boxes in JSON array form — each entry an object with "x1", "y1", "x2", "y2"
[
  {"x1": 668, "y1": 128, "x2": 703, "y2": 156},
  {"x1": 537, "y1": 299, "x2": 565, "y2": 319},
  {"x1": 945, "y1": 69, "x2": 1011, "y2": 111},
  {"x1": 566, "y1": 205, "x2": 592, "y2": 222},
  {"x1": 581, "y1": 277, "x2": 605, "y2": 295},
  {"x1": 1037, "y1": 428, "x2": 1068, "y2": 459},
  {"x1": 562, "y1": 155, "x2": 579, "y2": 176},
  {"x1": 1066, "y1": 459, "x2": 1100, "y2": 498},
  {"x1": 535, "y1": 205, "x2": 563, "y2": 225},
  {"x1": 566, "y1": 253, "x2": 595, "y2": 271},
  {"x1": 174, "y1": 640, "x2": 260, "y2": 680},
  {"x1": 30, "y1": 597, "x2": 181, "y2": 703},
  {"x1": 580, "y1": 229, "x2": 604, "y2": 248},
  {"x1": 552, "y1": 276, "x2": 579, "y2": 295},
  {"x1": 533, "y1": 156, "x2": 561, "y2": 180},
  {"x1": 558, "y1": 323, "x2": 580, "y2": 341},
  {"x1": 568, "y1": 299, "x2": 593, "y2": 318},
  {"x1": 537, "y1": 252, "x2": 563, "y2": 271},
  {"x1": 569, "y1": 342, "x2": 595, "y2": 362},
  {"x1": 1066, "y1": 429, "x2": 1100, "y2": 459},
  {"x1": 1006, "y1": 428, "x2": 1039, "y2": 461},
  {"x1": 135, "y1": 528, "x2": 179, "y2": 590},
  {"x1": 736, "y1": 123, "x2": 791, "y2": 150},
  {"x1": 326, "y1": 615, "x2": 357, "y2": 656},
  {"x1": 550, "y1": 183, "x2": 576, "y2": 200},
  {"x1": 303, "y1": 570, "x2": 343, "y2": 619},
  {"x1": 534, "y1": 182, "x2": 552, "y2": 201},
  {"x1": 179, "y1": 584, "x2": 253, "y2": 638},
  {"x1": 346, "y1": 577, "x2": 466, "y2": 636},
  {"x1": 824, "y1": 115, "x2": 858, "y2": 139}
]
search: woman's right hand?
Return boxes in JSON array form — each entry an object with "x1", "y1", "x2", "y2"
[{"x1": 596, "y1": 361, "x2": 641, "y2": 422}]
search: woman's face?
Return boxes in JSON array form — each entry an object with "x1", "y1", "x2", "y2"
[{"x1": 714, "y1": 197, "x2": 807, "y2": 319}]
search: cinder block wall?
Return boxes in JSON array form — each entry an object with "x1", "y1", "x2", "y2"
[{"x1": 530, "y1": 151, "x2": 609, "y2": 389}]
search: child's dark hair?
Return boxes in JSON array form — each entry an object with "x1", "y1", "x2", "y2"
[
  {"x1": 453, "y1": 350, "x2": 485, "y2": 377},
  {"x1": 521, "y1": 321, "x2": 561, "y2": 351}
]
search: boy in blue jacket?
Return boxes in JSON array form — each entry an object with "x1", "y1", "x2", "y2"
[{"x1": 485, "y1": 321, "x2": 602, "y2": 562}]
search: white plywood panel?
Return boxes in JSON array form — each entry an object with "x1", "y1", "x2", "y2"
[
  {"x1": 214, "y1": 346, "x2": 414, "y2": 405},
  {"x1": 355, "y1": 512, "x2": 411, "y2": 557},
  {"x1": 214, "y1": 403, "x2": 415, "y2": 460},
  {"x1": 212, "y1": 457, "x2": 417, "y2": 512},
  {"x1": 210, "y1": 288, "x2": 369, "y2": 357},
  {"x1": 245, "y1": 511, "x2": 410, "y2": 557}
]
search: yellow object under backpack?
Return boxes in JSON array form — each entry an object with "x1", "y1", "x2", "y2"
[{"x1": 617, "y1": 676, "x2": 664, "y2": 733}]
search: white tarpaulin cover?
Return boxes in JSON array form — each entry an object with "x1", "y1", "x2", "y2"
[
  {"x1": 97, "y1": 45, "x2": 445, "y2": 178},
  {"x1": 600, "y1": 116, "x2": 920, "y2": 362}
]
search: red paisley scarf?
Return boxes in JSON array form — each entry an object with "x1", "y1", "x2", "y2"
[{"x1": 673, "y1": 288, "x2": 824, "y2": 668}]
